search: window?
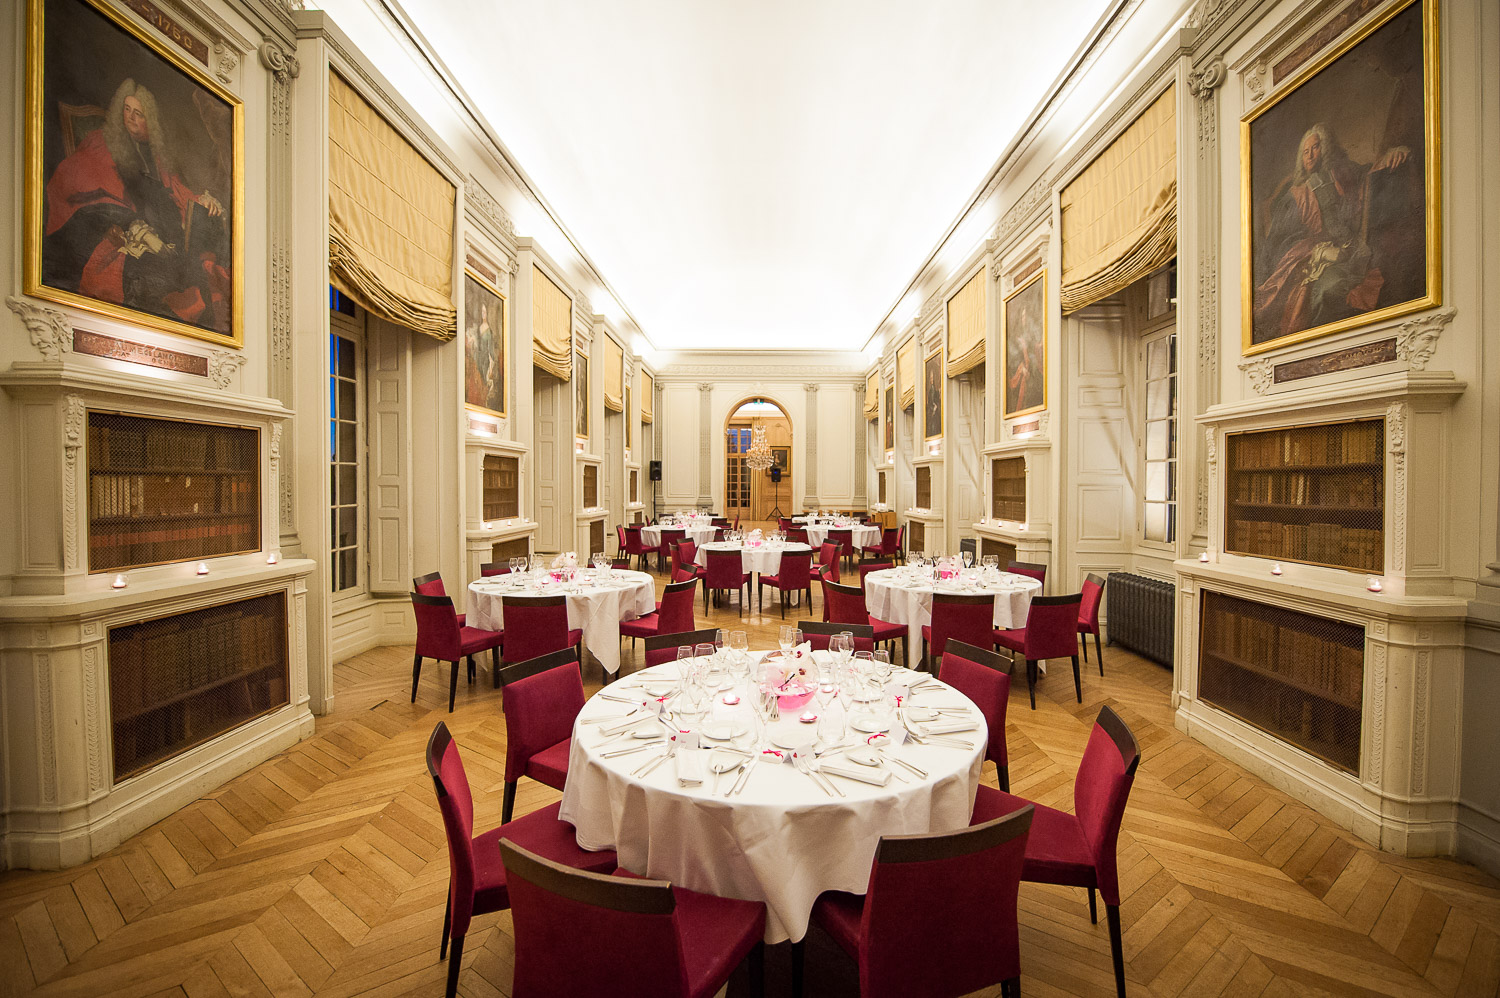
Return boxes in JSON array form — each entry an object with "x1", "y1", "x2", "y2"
[
  {"x1": 330, "y1": 308, "x2": 365, "y2": 594},
  {"x1": 725, "y1": 426, "x2": 751, "y2": 510},
  {"x1": 1142, "y1": 329, "x2": 1177, "y2": 543}
]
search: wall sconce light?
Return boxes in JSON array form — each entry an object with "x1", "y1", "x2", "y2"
[
  {"x1": 196, "y1": 562, "x2": 210, "y2": 576},
  {"x1": 111, "y1": 574, "x2": 128, "y2": 589}
]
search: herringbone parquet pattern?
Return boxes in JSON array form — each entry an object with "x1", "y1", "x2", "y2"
[{"x1": 3, "y1": 568, "x2": 1498, "y2": 998}]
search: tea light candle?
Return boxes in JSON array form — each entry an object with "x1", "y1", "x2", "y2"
[
  {"x1": 721, "y1": 694, "x2": 740, "y2": 706},
  {"x1": 1270, "y1": 563, "x2": 1283, "y2": 576},
  {"x1": 1367, "y1": 576, "x2": 1383, "y2": 592},
  {"x1": 196, "y1": 562, "x2": 210, "y2": 576},
  {"x1": 1199, "y1": 551, "x2": 1210, "y2": 563},
  {"x1": 266, "y1": 550, "x2": 280, "y2": 565},
  {"x1": 799, "y1": 712, "x2": 818, "y2": 724},
  {"x1": 111, "y1": 574, "x2": 128, "y2": 589}
]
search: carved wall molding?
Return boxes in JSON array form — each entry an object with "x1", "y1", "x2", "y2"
[
  {"x1": 1395, "y1": 306, "x2": 1456, "y2": 371},
  {"x1": 36, "y1": 654, "x2": 56, "y2": 805},
  {"x1": 1243, "y1": 59, "x2": 1268, "y2": 104},
  {"x1": 83, "y1": 643, "x2": 105, "y2": 793},
  {"x1": 1368, "y1": 638, "x2": 1387, "y2": 786},
  {"x1": 1387, "y1": 401, "x2": 1407, "y2": 575},
  {"x1": 7, "y1": 296, "x2": 73, "y2": 361},
  {"x1": 657, "y1": 365, "x2": 865, "y2": 381},
  {"x1": 993, "y1": 173, "x2": 1053, "y2": 250},
  {"x1": 257, "y1": 38, "x2": 300, "y2": 83},
  {"x1": 1412, "y1": 647, "x2": 1430, "y2": 795},
  {"x1": 918, "y1": 291, "x2": 945, "y2": 329},
  {"x1": 212, "y1": 39, "x2": 238, "y2": 83},
  {"x1": 63, "y1": 395, "x2": 86, "y2": 571},
  {"x1": 1186, "y1": 58, "x2": 1227, "y2": 98},
  {"x1": 207, "y1": 349, "x2": 247, "y2": 389},
  {"x1": 1239, "y1": 357, "x2": 1275, "y2": 395},
  {"x1": 465, "y1": 176, "x2": 517, "y2": 241}
]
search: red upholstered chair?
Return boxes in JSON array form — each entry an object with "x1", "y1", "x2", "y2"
[
  {"x1": 733, "y1": 514, "x2": 741, "y2": 530},
  {"x1": 794, "y1": 806, "x2": 1033, "y2": 998},
  {"x1": 778, "y1": 517, "x2": 796, "y2": 532},
  {"x1": 499, "y1": 840, "x2": 766, "y2": 998},
  {"x1": 616, "y1": 525, "x2": 627, "y2": 559},
  {"x1": 676, "y1": 539, "x2": 699, "y2": 574},
  {"x1": 1008, "y1": 560, "x2": 1047, "y2": 588},
  {"x1": 970, "y1": 706, "x2": 1140, "y2": 998},
  {"x1": 478, "y1": 562, "x2": 512, "y2": 577},
  {"x1": 938, "y1": 641, "x2": 1013, "y2": 792},
  {"x1": 414, "y1": 570, "x2": 465, "y2": 625},
  {"x1": 712, "y1": 517, "x2": 730, "y2": 528},
  {"x1": 810, "y1": 542, "x2": 840, "y2": 596},
  {"x1": 501, "y1": 595, "x2": 583, "y2": 668},
  {"x1": 994, "y1": 593, "x2": 1085, "y2": 709},
  {"x1": 411, "y1": 593, "x2": 504, "y2": 711},
  {"x1": 824, "y1": 579, "x2": 905, "y2": 658},
  {"x1": 702, "y1": 549, "x2": 753, "y2": 615},
  {"x1": 758, "y1": 549, "x2": 813, "y2": 619},
  {"x1": 857, "y1": 561, "x2": 893, "y2": 589},
  {"x1": 1079, "y1": 573, "x2": 1107, "y2": 675},
  {"x1": 645, "y1": 628, "x2": 720, "y2": 668},
  {"x1": 620, "y1": 578, "x2": 699, "y2": 645},
  {"x1": 426, "y1": 722, "x2": 617, "y2": 998},
  {"x1": 786, "y1": 527, "x2": 809, "y2": 545},
  {"x1": 496, "y1": 647, "x2": 584, "y2": 823},
  {"x1": 624, "y1": 525, "x2": 650, "y2": 572},
  {"x1": 657, "y1": 527, "x2": 686, "y2": 572},
  {"x1": 828, "y1": 527, "x2": 855, "y2": 571},
  {"x1": 611, "y1": 556, "x2": 633, "y2": 571},
  {"x1": 671, "y1": 564, "x2": 699, "y2": 584},
  {"x1": 799, "y1": 620, "x2": 875, "y2": 654},
  {"x1": 860, "y1": 525, "x2": 903, "y2": 564},
  {"x1": 921, "y1": 593, "x2": 996, "y2": 669}
]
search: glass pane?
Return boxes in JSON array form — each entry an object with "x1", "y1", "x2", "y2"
[
  {"x1": 1168, "y1": 419, "x2": 1178, "y2": 459},
  {"x1": 339, "y1": 548, "x2": 357, "y2": 589},
  {"x1": 336, "y1": 335, "x2": 355, "y2": 379},
  {"x1": 1167, "y1": 503, "x2": 1177, "y2": 542},
  {"x1": 329, "y1": 472, "x2": 337, "y2": 508},
  {"x1": 1146, "y1": 461, "x2": 1168, "y2": 502},
  {"x1": 1146, "y1": 420, "x2": 1169, "y2": 461},
  {"x1": 1169, "y1": 335, "x2": 1177, "y2": 374},
  {"x1": 338, "y1": 421, "x2": 355, "y2": 460},
  {"x1": 1169, "y1": 375, "x2": 1178, "y2": 417},
  {"x1": 1167, "y1": 460, "x2": 1177, "y2": 501},
  {"x1": 1144, "y1": 502, "x2": 1167, "y2": 542},
  {"x1": 1147, "y1": 337, "x2": 1169, "y2": 380},
  {"x1": 338, "y1": 506, "x2": 357, "y2": 547},
  {"x1": 338, "y1": 379, "x2": 355, "y2": 419},
  {"x1": 1146, "y1": 378, "x2": 1170, "y2": 420},
  {"x1": 339, "y1": 464, "x2": 358, "y2": 505}
]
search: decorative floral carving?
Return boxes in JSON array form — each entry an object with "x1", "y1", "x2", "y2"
[
  {"x1": 1412, "y1": 650, "x2": 1429, "y2": 795},
  {"x1": 1387, "y1": 401, "x2": 1407, "y2": 575},
  {"x1": 995, "y1": 174, "x2": 1052, "y2": 247},
  {"x1": 465, "y1": 177, "x2": 516, "y2": 239},
  {"x1": 64, "y1": 396, "x2": 85, "y2": 570},
  {"x1": 212, "y1": 39, "x2": 238, "y2": 83},
  {"x1": 1243, "y1": 60, "x2": 1268, "y2": 104},
  {"x1": 919, "y1": 291, "x2": 944, "y2": 328},
  {"x1": 1368, "y1": 640, "x2": 1386, "y2": 786},
  {"x1": 270, "y1": 421, "x2": 284, "y2": 459},
  {"x1": 1239, "y1": 357, "x2": 1275, "y2": 394},
  {"x1": 83, "y1": 645, "x2": 104, "y2": 793},
  {"x1": 1204, "y1": 428, "x2": 1217, "y2": 467},
  {"x1": 207, "y1": 349, "x2": 246, "y2": 389},
  {"x1": 257, "y1": 39, "x2": 300, "y2": 83},
  {"x1": 7, "y1": 296, "x2": 73, "y2": 361},
  {"x1": 1395, "y1": 306, "x2": 1455, "y2": 371},
  {"x1": 37, "y1": 654, "x2": 56, "y2": 805},
  {"x1": 1187, "y1": 58, "x2": 1226, "y2": 98}
]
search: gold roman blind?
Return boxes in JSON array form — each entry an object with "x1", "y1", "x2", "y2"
[
  {"x1": 531, "y1": 266, "x2": 572, "y2": 380},
  {"x1": 604, "y1": 337, "x2": 624, "y2": 412},
  {"x1": 327, "y1": 71, "x2": 456, "y2": 340},
  {"x1": 1059, "y1": 85, "x2": 1177, "y2": 313},
  {"x1": 864, "y1": 373, "x2": 879, "y2": 419},
  {"x1": 946, "y1": 270, "x2": 986, "y2": 377},
  {"x1": 898, "y1": 338, "x2": 917, "y2": 410},
  {"x1": 640, "y1": 370, "x2": 654, "y2": 423}
]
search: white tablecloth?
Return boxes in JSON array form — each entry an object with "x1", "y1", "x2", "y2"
[
  {"x1": 864, "y1": 568, "x2": 1042, "y2": 669},
  {"x1": 641, "y1": 524, "x2": 719, "y2": 549},
  {"x1": 558, "y1": 658, "x2": 985, "y2": 942},
  {"x1": 467, "y1": 570, "x2": 656, "y2": 675},
  {"x1": 694, "y1": 541, "x2": 813, "y2": 575},
  {"x1": 803, "y1": 523, "x2": 882, "y2": 550}
]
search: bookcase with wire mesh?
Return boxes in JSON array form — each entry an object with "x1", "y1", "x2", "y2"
[
  {"x1": 1224, "y1": 418, "x2": 1384, "y2": 573},
  {"x1": 87, "y1": 412, "x2": 260, "y2": 573},
  {"x1": 481, "y1": 454, "x2": 519, "y2": 521},
  {"x1": 915, "y1": 466, "x2": 931, "y2": 508},
  {"x1": 991, "y1": 457, "x2": 1026, "y2": 522},
  {"x1": 583, "y1": 464, "x2": 599, "y2": 508}
]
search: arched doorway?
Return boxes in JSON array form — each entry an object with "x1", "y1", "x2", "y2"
[{"x1": 724, "y1": 398, "x2": 791, "y2": 527}]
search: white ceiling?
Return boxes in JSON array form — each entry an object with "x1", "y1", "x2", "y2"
[{"x1": 392, "y1": 0, "x2": 1115, "y2": 351}]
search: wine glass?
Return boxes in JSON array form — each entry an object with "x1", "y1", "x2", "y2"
[
  {"x1": 872, "y1": 649, "x2": 893, "y2": 684},
  {"x1": 778, "y1": 624, "x2": 798, "y2": 658},
  {"x1": 729, "y1": 630, "x2": 750, "y2": 682}
]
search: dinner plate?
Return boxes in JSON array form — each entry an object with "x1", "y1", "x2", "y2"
[
  {"x1": 700, "y1": 720, "x2": 745, "y2": 741},
  {"x1": 708, "y1": 751, "x2": 743, "y2": 774},
  {"x1": 770, "y1": 729, "x2": 816, "y2": 750},
  {"x1": 850, "y1": 715, "x2": 891, "y2": 733},
  {"x1": 640, "y1": 682, "x2": 676, "y2": 698}
]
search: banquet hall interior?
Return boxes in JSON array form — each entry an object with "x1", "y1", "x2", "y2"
[{"x1": 3, "y1": 0, "x2": 1500, "y2": 995}]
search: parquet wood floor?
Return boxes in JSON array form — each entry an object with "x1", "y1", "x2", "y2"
[{"x1": 4, "y1": 567, "x2": 1499, "y2": 998}]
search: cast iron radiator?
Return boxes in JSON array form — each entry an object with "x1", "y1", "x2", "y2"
[{"x1": 1106, "y1": 572, "x2": 1175, "y2": 668}]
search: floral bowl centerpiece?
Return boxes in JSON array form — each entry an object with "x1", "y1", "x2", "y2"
[
  {"x1": 550, "y1": 551, "x2": 578, "y2": 581},
  {"x1": 760, "y1": 646, "x2": 816, "y2": 711}
]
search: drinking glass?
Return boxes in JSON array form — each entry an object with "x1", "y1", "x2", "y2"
[
  {"x1": 677, "y1": 645, "x2": 695, "y2": 670},
  {"x1": 694, "y1": 642, "x2": 716, "y2": 664},
  {"x1": 872, "y1": 649, "x2": 893, "y2": 684},
  {"x1": 961, "y1": 549, "x2": 975, "y2": 569},
  {"x1": 778, "y1": 625, "x2": 798, "y2": 657},
  {"x1": 983, "y1": 554, "x2": 999, "y2": 570}
]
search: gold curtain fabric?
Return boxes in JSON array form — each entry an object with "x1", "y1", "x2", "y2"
[
  {"x1": 604, "y1": 337, "x2": 624, "y2": 412},
  {"x1": 640, "y1": 370, "x2": 654, "y2": 422},
  {"x1": 864, "y1": 372, "x2": 879, "y2": 418},
  {"x1": 531, "y1": 265, "x2": 572, "y2": 379},
  {"x1": 898, "y1": 337, "x2": 917, "y2": 410},
  {"x1": 945, "y1": 270, "x2": 986, "y2": 377},
  {"x1": 327, "y1": 71, "x2": 456, "y2": 340},
  {"x1": 1059, "y1": 85, "x2": 1178, "y2": 313}
]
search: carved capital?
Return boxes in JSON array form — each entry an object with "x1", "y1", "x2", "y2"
[
  {"x1": 1386, "y1": 401, "x2": 1408, "y2": 460},
  {"x1": 1239, "y1": 357, "x2": 1274, "y2": 395},
  {"x1": 698, "y1": 382, "x2": 713, "y2": 394},
  {"x1": 1187, "y1": 58, "x2": 1226, "y2": 99},
  {"x1": 258, "y1": 39, "x2": 301, "y2": 84},
  {"x1": 804, "y1": 383, "x2": 820, "y2": 394},
  {"x1": 213, "y1": 40, "x2": 238, "y2": 84},
  {"x1": 1395, "y1": 306, "x2": 1455, "y2": 371},
  {"x1": 7, "y1": 296, "x2": 73, "y2": 361},
  {"x1": 208, "y1": 349, "x2": 247, "y2": 389},
  {"x1": 1204, "y1": 427, "x2": 1217, "y2": 467},
  {"x1": 1243, "y1": 60, "x2": 1268, "y2": 104},
  {"x1": 270, "y1": 421, "x2": 284, "y2": 459}
]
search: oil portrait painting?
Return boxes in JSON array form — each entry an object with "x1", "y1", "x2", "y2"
[
  {"x1": 463, "y1": 270, "x2": 506, "y2": 417},
  {"x1": 923, "y1": 350, "x2": 943, "y2": 441},
  {"x1": 1003, "y1": 270, "x2": 1047, "y2": 418}
]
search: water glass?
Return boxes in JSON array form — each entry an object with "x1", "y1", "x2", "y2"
[{"x1": 778, "y1": 624, "x2": 798, "y2": 656}]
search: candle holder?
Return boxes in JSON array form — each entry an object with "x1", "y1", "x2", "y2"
[
  {"x1": 1270, "y1": 563, "x2": 1283, "y2": 576},
  {"x1": 196, "y1": 562, "x2": 210, "y2": 576},
  {"x1": 1366, "y1": 576, "x2": 1383, "y2": 593},
  {"x1": 111, "y1": 574, "x2": 128, "y2": 589},
  {"x1": 266, "y1": 550, "x2": 280, "y2": 565}
]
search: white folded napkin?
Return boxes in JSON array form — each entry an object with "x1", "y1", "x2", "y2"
[
  {"x1": 676, "y1": 749, "x2": 705, "y2": 786},
  {"x1": 821, "y1": 763, "x2": 891, "y2": 787},
  {"x1": 920, "y1": 720, "x2": 979, "y2": 735}
]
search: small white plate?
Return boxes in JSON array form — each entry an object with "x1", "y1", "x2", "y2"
[
  {"x1": 770, "y1": 729, "x2": 816, "y2": 750},
  {"x1": 708, "y1": 751, "x2": 743, "y2": 774},
  {"x1": 850, "y1": 715, "x2": 891, "y2": 733},
  {"x1": 846, "y1": 749, "x2": 882, "y2": 767},
  {"x1": 640, "y1": 683, "x2": 676, "y2": 698},
  {"x1": 701, "y1": 721, "x2": 744, "y2": 741}
]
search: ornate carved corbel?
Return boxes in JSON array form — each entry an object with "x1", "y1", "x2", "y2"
[
  {"x1": 1395, "y1": 306, "x2": 1456, "y2": 371},
  {"x1": 208, "y1": 349, "x2": 247, "y2": 389},
  {"x1": 1238, "y1": 357, "x2": 1275, "y2": 395},
  {"x1": 258, "y1": 39, "x2": 301, "y2": 84},
  {"x1": 6, "y1": 296, "x2": 73, "y2": 361}
]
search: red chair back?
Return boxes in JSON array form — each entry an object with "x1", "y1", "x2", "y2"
[
  {"x1": 426, "y1": 723, "x2": 479, "y2": 938},
  {"x1": 828, "y1": 528, "x2": 853, "y2": 562},
  {"x1": 413, "y1": 571, "x2": 448, "y2": 598},
  {"x1": 879, "y1": 527, "x2": 900, "y2": 556},
  {"x1": 1079, "y1": 573, "x2": 1106, "y2": 634},
  {"x1": 624, "y1": 526, "x2": 646, "y2": 556},
  {"x1": 823, "y1": 579, "x2": 870, "y2": 627},
  {"x1": 658, "y1": 528, "x2": 685, "y2": 560},
  {"x1": 733, "y1": 514, "x2": 741, "y2": 530},
  {"x1": 657, "y1": 578, "x2": 699, "y2": 633},
  {"x1": 704, "y1": 549, "x2": 746, "y2": 589},
  {"x1": 857, "y1": 561, "x2": 892, "y2": 589},
  {"x1": 500, "y1": 595, "x2": 572, "y2": 664},
  {"x1": 670, "y1": 564, "x2": 697, "y2": 584},
  {"x1": 645, "y1": 628, "x2": 719, "y2": 667},
  {"x1": 1019, "y1": 594, "x2": 1084, "y2": 660},
  {"x1": 800, "y1": 621, "x2": 875, "y2": 653},
  {"x1": 769, "y1": 550, "x2": 812, "y2": 585},
  {"x1": 778, "y1": 518, "x2": 795, "y2": 531},
  {"x1": 817, "y1": 541, "x2": 840, "y2": 573},
  {"x1": 857, "y1": 807, "x2": 1033, "y2": 998},
  {"x1": 412, "y1": 593, "x2": 463, "y2": 660},
  {"x1": 929, "y1": 593, "x2": 996, "y2": 660},
  {"x1": 1074, "y1": 706, "x2": 1140, "y2": 905},
  {"x1": 938, "y1": 641, "x2": 1011, "y2": 771},
  {"x1": 1008, "y1": 560, "x2": 1047, "y2": 586},
  {"x1": 616, "y1": 525, "x2": 626, "y2": 552},
  {"x1": 786, "y1": 527, "x2": 809, "y2": 545},
  {"x1": 676, "y1": 540, "x2": 697, "y2": 569},
  {"x1": 497, "y1": 648, "x2": 584, "y2": 783},
  {"x1": 479, "y1": 562, "x2": 512, "y2": 577}
]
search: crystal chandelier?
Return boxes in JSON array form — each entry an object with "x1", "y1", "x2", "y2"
[{"x1": 744, "y1": 423, "x2": 774, "y2": 471}]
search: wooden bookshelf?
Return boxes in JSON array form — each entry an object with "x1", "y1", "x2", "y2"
[
  {"x1": 1224, "y1": 419, "x2": 1383, "y2": 573},
  {"x1": 630, "y1": 469, "x2": 639, "y2": 504},
  {"x1": 491, "y1": 537, "x2": 529, "y2": 562},
  {"x1": 991, "y1": 457, "x2": 1026, "y2": 522},
  {"x1": 481, "y1": 454, "x2": 519, "y2": 521},
  {"x1": 583, "y1": 464, "x2": 599, "y2": 508},
  {"x1": 878, "y1": 472, "x2": 887, "y2": 505},
  {"x1": 88, "y1": 413, "x2": 260, "y2": 573},
  {"x1": 1198, "y1": 590, "x2": 1363, "y2": 773},
  {"x1": 589, "y1": 519, "x2": 605, "y2": 559},
  {"x1": 915, "y1": 466, "x2": 932, "y2": 509}
]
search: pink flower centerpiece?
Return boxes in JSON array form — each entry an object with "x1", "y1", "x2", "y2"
[{"x1": 761, "y1": 646, "x2": 816, "y2": 711}]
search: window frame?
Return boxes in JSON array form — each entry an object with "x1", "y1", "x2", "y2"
[
  {"x1": 1138, "y1": 324, "x2": 1177, "y2": 549},
  {"x1": 329, "y1": 305, "x2": 368, "y2": 601}
]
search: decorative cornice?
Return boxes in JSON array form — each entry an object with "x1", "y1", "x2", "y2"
[
  {"x1": 656, "y1": 364, "x2": 866, "y2": 381},
  {"x1": 7, "y1": 296, "x2": 72, "y2": 361},
  {"x1": 1395, "y1": 306, "x2": 1455, "y2": 371},
  {"x1": 918, "y1": 291, "x2": 945, "y2": 329},
  {"x1": 1187, "y1": 58, "x2": 1227, "y2": 98},
  {"x1": 207, "y1": 349, "x2": 247, "y2": 389},
  {"x1": 465, "y1": 176, "x2": 516, "y2": 241},
  {"x1": 257, "y1": 39, "x2": 300, "y2": 83},
  {"x1": 1239, "y1": 357, "x2": 1274, "y2": 395}
]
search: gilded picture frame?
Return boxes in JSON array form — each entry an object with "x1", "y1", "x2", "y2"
[
  {"x1": 24, "y1": 0, "x2": 244, "y2": 347},
  {"x1": 1240, "y1": 0, "x2": 1440, "y2": 356},
  {"x1": 883, "y1": 384, "x2": 894, "y2": 452},
  {"x1": 575, "y1": 349, "x2": 589, "y2": 441},
  {"x1": 462, "y1": 267, "x2": 507, "y2": 419},
  {"x1": 1002, "y1": 269, "x2": 1048, "y2": 419},
  {"x1": 922, "y1": 348, "x2": 943, "y2": 442}
]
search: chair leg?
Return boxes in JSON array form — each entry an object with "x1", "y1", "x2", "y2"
[
  {"x1": 411, "y1": 653, "x2": 422, "y2": 703},
  {"x1": 1096, "y1": 631, "x2": 1105, "y2": 675},
  {"x1": 999, "y1": 763, "x2": 1010, "y2": 793},
  {"x1": 748, "y1": 940, "x2": 765, "y2": 997},
  {"x1": 779, "y1": 588, "x2": 786, "y2": 619},
  {"x1": 1072, "y1": 654, "x2": 1082, "y2": 702},
  {"x1": 445, "y1": 932, "x2": 464, "y2": 998},
  {"x1": 502, "y1": 780, "x2": 517, "y2": 825},
  {"x1": 439, "y1": 891, "x2": 451, "y2": 957},
  {"x1": 491, "y1": 647, "x2": 501, "y2": 688},
  {"x1": 448, "y1": 661, "x2": 459, "y2": 713},
  {"x1": 791, "y1": 940, "x2": 805, "y2": 998},
  {"x1": 1081, "y1": 633, "x2": 1088, "y2": 663},
  {"x1": 1106, "y1": 904, "x2": 1126, "y2": 998},
  {"x1": 467, "y1": 655, "x2": 477, "y2": 684},
  {"x1": 1027, "y1": 659, "x2": 1037, "y2": 710}
]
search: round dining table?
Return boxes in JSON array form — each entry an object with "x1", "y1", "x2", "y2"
[
  {"x1": 558, "y1": 654, "x2": 986, "y2": 942},
  {"x1": 640, "y1": 523, "x2": 720, "y2": 549},
  {"x1": 693, "y1": 540, "x2": 813, "y2": 575},
  {"x1": 467, "y1": 569, "x2": 655, "y2": 676},
  {"x1": 803, "y1": 522, "x2": 882, "y2": 550},
  {"x1": 864, "y1": 567, "x2": 1043, "y2": 669}
]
